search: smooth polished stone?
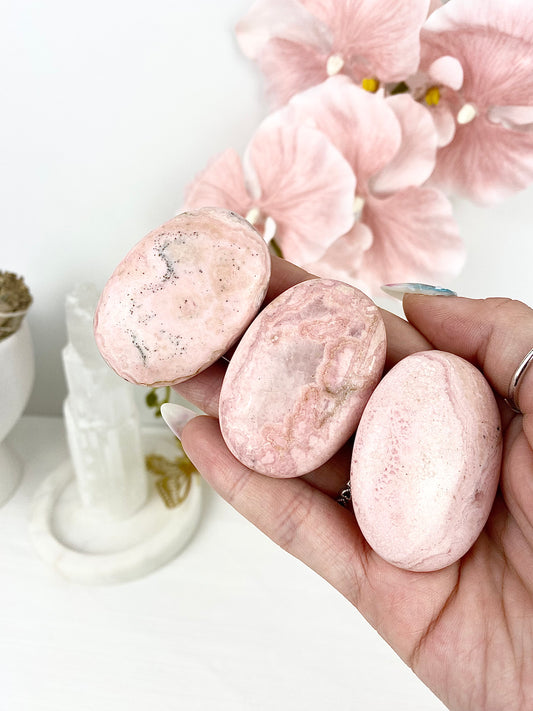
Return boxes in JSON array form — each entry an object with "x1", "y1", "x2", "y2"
[
  {"x1": 94, "y1": 208, "x2": 271, "y2": 386},
  {"x1": 219, "y1": 278, "x2": 387, "y2": 477},
  {"x1": 351, "y1": 351, "x2": 502, "y2": 572}
]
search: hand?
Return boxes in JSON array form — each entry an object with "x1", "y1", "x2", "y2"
[{"x1": 173, "y1": 257, "x2": 533, "y2": 711}]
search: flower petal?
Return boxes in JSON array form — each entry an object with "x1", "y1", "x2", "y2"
[
  {"x1": 258, "y1": 38, "x2": 330, "y2": 108},
  {"x1": 245, "y1": 119, "x2": 356, "y2": 263},
  {"x1": 430, "y1": 104, "x2": 457, "y2": 147},
  {"x1": 428, "y1": 0, "x2": 444, "y2": 15},
  {"x1": 422, "y1": 1, "x2": 533, "y2": 109},
  {"x1": 421, "y1": 0, "x2": 533, "y2": 201},
  {"x1": 488, "y1": 105, "x2": 533, "y2": 131},
  {"x1": 356, "y1": 187, "x2": 465, "y2": 293},
  {"x1": 428, "y1": 55, "x2": 463, "y2": 90},
  {"x1": 425, "y1": 0, "x2": 533, "y2": 43},
  {"x1": 305, "y1": 222, "x2": 373, "y2": 289},
  {"x1": 430, "y1": 119, "x2": 533, "y2": 203},
  {"x1": 371, "y1": 94, "x2": 438, "y2": 194},
  {"x1": 183, "y1": 148, "x2": 251, "y2": 216},
  {"x1": 280, "y1": 77, "x2": 402, "y2": 188},
  {"x1": 299, "y1": 0, "x2": 431, "y2": 81},
  {"x1": 236, "y1": 0, "x2": 331, "y2": 59}
]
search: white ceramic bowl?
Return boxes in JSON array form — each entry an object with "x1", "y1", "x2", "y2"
[{"x1": 0, "y1": 319, "x2": 35, "y2": 504}]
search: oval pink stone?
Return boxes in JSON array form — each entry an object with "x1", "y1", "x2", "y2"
[
  {"x1": 219, "y1": 278, "x2": 387, "y2": 477},
  {"x1": 94, "y1": 208, "x2": 271, "y2": 386},
  {"x1": 351, "y1": 351, "x2": 502, "y2": 572}
]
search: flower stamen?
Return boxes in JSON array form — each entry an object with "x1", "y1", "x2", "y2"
[
  {"x1": 245, "y1": 207, "x2": 261, "y2": 225},
  {"x1": 457, "y1": 103, "x2": 478, "y2": 124},
  {"x1": 353, "y1": 195, "x2": 365, "y2": 220},
  {"x1": 425, "y1": 86, "x2": 441, "y2": 106},
  {"x1": 263, "y1": 216, "x2": 277, "y2": 243},
  {"x1": 326, "y1": 54, "x2": 345, "y2": 76},
  {"x1": 361, "y1": 77, "x2": 380, "y2": 93},
  {"x1": 245, "y1": 207, "x2": 277, "y2": 243}
]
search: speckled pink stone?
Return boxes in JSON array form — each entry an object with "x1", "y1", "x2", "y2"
[
  {"x1": 219, "y1": 278, "x2": 387, "y2": 478},
  {"x1": 351, "y1": 351, "x2": 502, "y2": 572},
  {"x1": 94, "y1": 208, "x2": 271, "y2": 386}
]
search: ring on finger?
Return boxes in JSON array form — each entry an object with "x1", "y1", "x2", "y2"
[
  {"x1": 336, "y1": 480, "x2": 352, "y2": 508},
  {"x1": 505, "y1": 347, "x2": 533, "y2": 414}
]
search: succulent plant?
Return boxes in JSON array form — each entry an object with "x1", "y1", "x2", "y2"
[{"x1": 0, "y1": 271, "x2": 32, "y2": 341}]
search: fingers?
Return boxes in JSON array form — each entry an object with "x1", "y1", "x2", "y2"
[
  {"x1": 180, "y1": 414, "x2": 465, "y2": 668},
  {"x1": 173, "y1": 360, "x2": 225, "y2": 417},
  {"x1": 299, "y1": 438, "x2": 353, "y2": 498},
  {"x1": 180, "y1": 414, "x2": 367, "y2": 602},
  {"x1": 403, "y1": 295, "x2": 533, "y2": 414},
  {"x1": 379, "y1": 309, "x2": 431, "y2": 370},
  {"x1": 266, "y1": 254, "x2": 316, "y2": 300}
]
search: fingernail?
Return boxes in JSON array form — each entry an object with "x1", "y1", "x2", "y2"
[
  {"x1": 160, "y1": 403, "x2": 197, "y2": 439},
  {"x1": 381, "y1": 283, "x2": 457, "y2": 300}
]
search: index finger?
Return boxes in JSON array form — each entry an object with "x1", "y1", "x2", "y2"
[{"x1": 403, "y1": 294, "x2": 533, "y2": 414}]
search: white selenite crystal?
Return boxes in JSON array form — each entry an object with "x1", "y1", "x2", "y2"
[{"x1": 62, "y1": 283, "x2": 148, "y2": 521}]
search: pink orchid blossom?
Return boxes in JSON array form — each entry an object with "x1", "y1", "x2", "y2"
[
  {"x1": 183, "y1": 115, "x2": 356, "y2": 265},
  {"x1": 275, "y1": 77, "x2": 464, "y2": 293},
  {"x1": 419, "y1": 0, "x2": 533, "y2": 203},
  {"x1": 236, "y1": 0, "x2": 430, "y2": 107}
]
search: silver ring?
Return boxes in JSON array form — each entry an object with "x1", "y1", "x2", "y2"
[
  {"x1": 505, "y1": 347, "x2": 533, "y2": 414},
  {"x1": 336, "y1": 480, "x2": 352, "y2": 508}
]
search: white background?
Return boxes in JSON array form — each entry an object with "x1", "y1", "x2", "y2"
[{"x1": 1, "y1": 2, "x2": 533, "y2": 709}]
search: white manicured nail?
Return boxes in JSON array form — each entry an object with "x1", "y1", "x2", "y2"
[
  {"x1": 160, "y1": 403, "x2": 197, "y2": 439},
  {"x1": 381, "y1": 283, "x2": 457, "y2": 300}
]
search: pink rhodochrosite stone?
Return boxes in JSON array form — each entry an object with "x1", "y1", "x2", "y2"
[
  {"x1": 351, "y1": 351, "x2": 502, "y2": 572},
  {"x1": 219, "y1": 278, "x2": 387, "y2": 477},
  {"x1": 94, "y1": 208, "x2": 270, "y2": 386}
]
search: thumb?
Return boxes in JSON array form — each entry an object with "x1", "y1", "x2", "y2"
[{"x1": 402, "y1": 295, "x2": 533, "y2": 415}]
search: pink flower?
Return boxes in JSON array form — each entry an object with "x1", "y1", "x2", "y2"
[
  {"x1": 236, "y1": 0, "x2": 431, "y2": 107},
  {"x1": 419, "y1": 0, "x2": 533, "y2": 203},
  {"x1": 183, "y1": 114, "x2": 356, "y2": 264},
  {"x1": 276, "y1": 77, "x2": 465, "y2": 293}
]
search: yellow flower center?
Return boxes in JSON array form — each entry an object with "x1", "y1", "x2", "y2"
[
  {"x1": 361, "y1": 77, "x2": 379, "y2": 93},
  {"x1": 425, "y1": 86, "x2": 441, "y2": 106}
]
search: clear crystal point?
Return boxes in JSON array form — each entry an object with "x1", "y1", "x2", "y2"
[{"x1": 62, "y1": 283, "x2": 148, "y2": 520}]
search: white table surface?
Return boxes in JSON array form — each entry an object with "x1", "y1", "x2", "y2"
[{"x1": 1, "y1": 416, "x2": 447, "y2": 711}]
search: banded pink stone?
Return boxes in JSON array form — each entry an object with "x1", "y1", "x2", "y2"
[{"x1": 219, "y1": 278, "x2": 387, "y2": 477}]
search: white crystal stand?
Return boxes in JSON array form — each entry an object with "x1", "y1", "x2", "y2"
[
  {"x1": 61, "y1": 283, "x2": 148, "y2": 520},
  {"x1": 30, "y1": 427, "x2": 202, "y2": 585},
  {"x1": 30, "y1": 283, "x2": 202, "y2": 584}
]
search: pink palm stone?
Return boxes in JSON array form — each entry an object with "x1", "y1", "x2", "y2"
[
  {"x1": 219, "y1": 278, "x2": 386, "y2": 477},
  {"x1": 350, "y1": 351, "x2": 502, "y2": 571},
  {"x1": 94, "y1": 208, "x2": 271, "y2": 387}
]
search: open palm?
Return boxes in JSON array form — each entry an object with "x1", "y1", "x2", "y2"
[{"x1": 175, "y1": 257, "x2": 533, "y2": 711}]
